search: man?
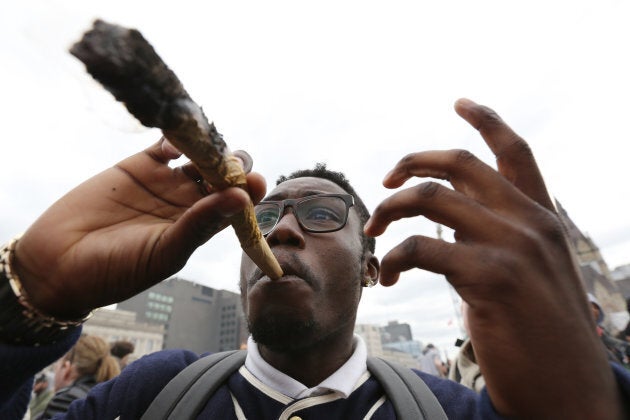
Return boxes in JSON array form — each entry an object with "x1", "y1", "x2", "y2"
[
  {"x1": 420, "y1": 344, "x2": 447, "y2": 378},
  {"x1": 589, "y1": 293, "x2": 629, "y2": 365},
  {"x1": 109, "y1": 340, "x2": 135, "y2": 370},
  {"x1": 449, "y1": 302, "x2": 485, "y2": 393},
  {"x1": 1, "y1": 99, "x2": 628, "y2": 419}
]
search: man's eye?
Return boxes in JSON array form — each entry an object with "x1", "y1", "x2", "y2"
[
  {"x1": 305, "y1": 207, "x2": 340, "y2": 222},
  {"x1": 256, "y1": 209, "x2": 278, "y2": 224}
]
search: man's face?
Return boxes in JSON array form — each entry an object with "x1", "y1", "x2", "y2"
[{"x1": 240, "y1": 177, "x2": 368, "y2": 352}]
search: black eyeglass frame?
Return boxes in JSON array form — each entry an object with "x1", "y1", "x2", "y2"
[{"x1": 255, "y1": 193, "x2": 355, "y2": 236}]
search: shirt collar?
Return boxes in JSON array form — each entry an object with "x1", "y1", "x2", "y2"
[{"x1": 244, "y1": 334, "x2": 368, "y2": 399}]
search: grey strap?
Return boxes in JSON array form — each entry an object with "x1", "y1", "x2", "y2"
[
  {"x1": 140, "y1": 350, "x2": 247, "y2": 420},
  {"x1": 367, "y1": 357, "x2": 448, "y2": 420},
  {"x1": 143, "y1": 351, "x2": 446, "y2": 419}
]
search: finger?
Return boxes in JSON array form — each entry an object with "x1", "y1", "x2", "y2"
[
  {"x1": 158, "y1": 188, "x2": 252, "y2": 261},
  {"x1": 178, "y1": 160, "x2": 201, "y2": 180},
  {"x1": 380, "y1": 150, "x2": 525, "y2": 210},
  {"x1": 144, "y1": 138, "x2": 182, "y2": 163},
  {"x1": 177, "y1": 159, "x2": 266, "y2": 201},
  {"x1": 178, "y1": 152, "x2": 258, "y2": 194},
  {"x1": 365, "y1": 181, "x2": 499, "y2": 240},
  {"x1": 245, "y1": 172, "x2": 267, "y2": 204},
  {"x1": 176, "y1": 161, "x2": 212, "y2": 196},
  {"x1": 161, "y1": 137, "x2": 183, "y2": 160},
  {"x1": 454, "y1": 98, "x2": 555, "y2": 211},
  {"x1": 379, "y1": 235, "x2": 467, "y2": 286}
]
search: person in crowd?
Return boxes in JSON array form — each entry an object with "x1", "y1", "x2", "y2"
[
  {"x1": 109, "y1": 340, "x2": 135, "y2": 370},
  {"x1": 27, "y1": 374, "x2": 53, "y2": 420},
  {"x1": 420, "y1": 344, "x2": 447, "y2": 378},
  {"x1": 38, "y1": 335, "x2": 120, "y2": 419},
  {"x1": 449, "y1": 301, "x2": 485, "y2": 393},
  {"x1": 588, "y1": 293, "x2": 629, "y2": 366},
  {"x1": 619, "y1": 297, "x2": 630, "y2": 363},
  {"x1": 1, "y1": 98, "x2": 629, "y2": 419}
]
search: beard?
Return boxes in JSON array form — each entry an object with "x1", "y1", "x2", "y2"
[{"x1": 248, "y1": 313, "x2": 319, "y2": 353}]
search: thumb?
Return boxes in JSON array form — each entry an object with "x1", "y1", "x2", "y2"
[{"x1": 157, "y1": 188, "x2": 251, "y2": 268}]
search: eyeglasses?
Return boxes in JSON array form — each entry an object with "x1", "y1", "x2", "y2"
[{"x1": 254, "y1": 193, "x2": 355, "y2": 236}]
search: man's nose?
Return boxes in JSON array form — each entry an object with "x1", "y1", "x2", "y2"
[{"x1": 265, "y1": 208, "x2": 306, "y2": 248}]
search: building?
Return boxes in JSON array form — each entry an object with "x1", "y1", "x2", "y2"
[
  {"x1": 355, "y1": 323, "x2": 384, "y2": 357},
  {"x1": 381, "y1": 320, "x2": 413, "y2": 343},
  {"x1": 557, "y1": 200, "x2": 629, "y2": 332},
  {"x1": 82, "y1": 308, "x2": 164, "y2": 358},
  {"x1": 355, "y1": 323, "x2": 422, "y2": 369},
  {"x1": 383, "y1": 340, "x2": 423, "y2": 360},
  {"x1": 612, "y1": 264, "x2": 630, "y2": 299},
  {"x1": 381, "y1": 348, "x2": 422, "y2": 370},
  {"x1": 118, "y1": 277, "x2": 247, "y2": 354}
]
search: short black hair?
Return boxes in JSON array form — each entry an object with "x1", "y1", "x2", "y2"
[
  {"x1": 110, "y1": 340, "x2": 135, "y2": 359},
  {"x1": 277, "y1": 163, "x2": 375, "y2": 254}
]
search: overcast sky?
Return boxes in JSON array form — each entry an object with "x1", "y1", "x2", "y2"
[{"x1": 2, "y1": 0, "x2": 629, "y2": 357}]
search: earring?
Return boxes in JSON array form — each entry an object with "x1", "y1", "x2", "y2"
[{"x1": 362, "y1": 277, "x2": 377, "y2": 288}]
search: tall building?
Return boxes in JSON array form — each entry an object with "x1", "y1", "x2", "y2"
[
  {"x1": 118, "y1": 277, "x2": 247, "y2": 354},
  {"x1": 382, "y1": 320, "x2": 413, "y2": 343}
]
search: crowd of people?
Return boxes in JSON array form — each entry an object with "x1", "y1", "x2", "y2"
[
  {"x1": 24, "y1": 338, "x2": 134, "y2": 419},
  {"x1": 2, "y1": 98, "x2": 630, "y2": 419},
  {"x1": 421, "y1": 296, "x2": 630, "y2": 394}
]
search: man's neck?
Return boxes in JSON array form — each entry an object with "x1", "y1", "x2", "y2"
[{"x1": 257, "y1": 330, "x2": 355, "y2": 387}]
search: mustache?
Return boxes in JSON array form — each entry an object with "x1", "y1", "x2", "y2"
[{"x1": 247, "y1": 252, "x2": 318, "y2": 290}]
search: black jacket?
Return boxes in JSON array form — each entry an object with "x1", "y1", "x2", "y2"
[{"x1": 39, "y1": 376, "x2": 96, "y2": 419}]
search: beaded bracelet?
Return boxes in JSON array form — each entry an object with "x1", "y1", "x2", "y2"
[{"x1": 0, "y1": 236, "x2": 92, "y2": 345}]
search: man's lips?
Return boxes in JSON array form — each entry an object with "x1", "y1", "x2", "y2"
[{"x1": 248, "y1": 253, "x2": 315, "y2": 289}]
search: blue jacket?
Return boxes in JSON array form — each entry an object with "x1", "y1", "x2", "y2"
[{"x1": 3, "y1": 329, "x2": 630, "y2": 419}]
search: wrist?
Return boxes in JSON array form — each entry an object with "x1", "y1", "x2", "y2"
[{"x1": 0, "y1": 236, "x2": 93, "y2": 346}]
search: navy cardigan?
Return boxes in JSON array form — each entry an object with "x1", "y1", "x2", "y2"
[{"x1": 2, "y1": 328, "x2": 630, "y2": 419}]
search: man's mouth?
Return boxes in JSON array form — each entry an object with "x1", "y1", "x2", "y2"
[{"x1": 248, "y1": 253, "x2": 315, "y2": 289}]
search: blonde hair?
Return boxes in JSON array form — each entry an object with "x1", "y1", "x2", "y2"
[{"x1": 64, "y1": 335, "x2": 120, "y2": 383}]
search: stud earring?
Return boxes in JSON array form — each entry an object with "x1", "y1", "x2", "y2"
[{"x1": 362, "y1": 277, "x2": 377, "y2": 287}]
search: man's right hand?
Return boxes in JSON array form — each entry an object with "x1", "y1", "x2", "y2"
[{"x1": 12, "y1": 138, "x2": 266, "y2": 319}]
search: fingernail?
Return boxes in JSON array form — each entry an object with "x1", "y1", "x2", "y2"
[
  {"x1": 233, "y1": 150, "x2": 253, "y2": 174},
  {"x1": 455, "y1": 98, "x2": 475, "y2": 107}
]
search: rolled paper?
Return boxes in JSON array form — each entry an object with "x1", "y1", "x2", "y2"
[{"x1": 70, "y1": 19, "x2": 282, "y2": 279}]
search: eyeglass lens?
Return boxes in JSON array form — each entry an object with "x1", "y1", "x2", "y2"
[{"x1": 255, "y1": 195, "x2": 349, "y2": 235}]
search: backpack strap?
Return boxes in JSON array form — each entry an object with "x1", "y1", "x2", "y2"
[
  {"x1": 140, "y1": 350, "x2": 247, "y2": 420},
  {"x1": 367, "y1": 356, "x2": 448, "y2": 420},
  {"x1": 142, "y1": 351, "x2": 447, "y2": 420}
]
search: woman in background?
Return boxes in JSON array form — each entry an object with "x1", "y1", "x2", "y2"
[{"x1": 39, "y1": 335, "x2": 120, "y2": 419}]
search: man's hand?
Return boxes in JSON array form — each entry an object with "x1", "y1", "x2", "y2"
[
  {"x1": 365, "y1": 99, "x2": 625, "y2": 418},
  {"x1": 13, "y1": 138, "x2": 266, "y2": 319}
]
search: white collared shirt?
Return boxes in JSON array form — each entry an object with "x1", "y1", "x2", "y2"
[{"x1": 244, "y1": 334, "x2": 368, "y2": 399}]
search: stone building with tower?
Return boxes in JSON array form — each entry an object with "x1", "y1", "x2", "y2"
[{"x1": 556, "y1": 201, "x2": 628, "y2": 332}]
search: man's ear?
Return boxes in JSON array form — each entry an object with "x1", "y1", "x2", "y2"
[{"x1": 362, "y1": 253, "x2": 380, "y2": 287}]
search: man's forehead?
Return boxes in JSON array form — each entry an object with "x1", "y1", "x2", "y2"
[{"x1": 265, "y1": 176, "x2": 347, "y2": 200}]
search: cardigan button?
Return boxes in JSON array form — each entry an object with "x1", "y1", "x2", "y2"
[{"x1": 288, "y1": 416, "x2": 302, "y2": 420}]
